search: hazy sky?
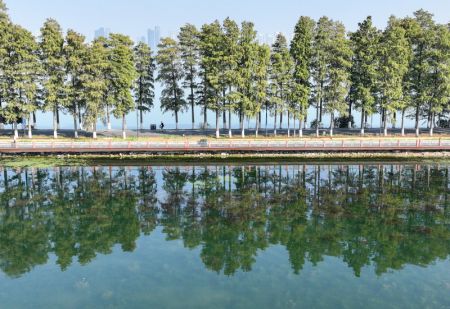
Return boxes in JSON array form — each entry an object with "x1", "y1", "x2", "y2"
[
  {"x1": 4, "y1": 0, "x2": 450, "y2": 129},
  {"x1": 7, "y1": 0, "x2": 450, "y2": 42}
]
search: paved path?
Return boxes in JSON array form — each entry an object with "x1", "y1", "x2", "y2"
[
  {"x1": 1, "y1": 138, "x2": 450, "y2": 154},
  {"x1": 2, "y1": 127, "x2": 450, "y2": 139}
]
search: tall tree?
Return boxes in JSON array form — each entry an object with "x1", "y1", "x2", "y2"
[
  {"x1": 222, "y1": 18, "x2": 240, "y2": 137},
  {"x1": 349, "y1": 16, "x2": 380, "y2": 136},
  {"x1": 178, "y1": 24, "x2": 199, "y2": 130},
  {"x1": 251, "y1": 44, "x2": 270, "y2": 137},
  {"x1": 198, "y1": 21, "x2": 226, "y2": 138},
  {"x1": 270, "y1": 33, "x2": 293, "y2": 136},
  {"x1": 156, "y1": 37, "x2": 187, "y2": 130},
  {"x1": 108, "y1": 34, "x2": 136, "y2": 139},
  {"x1": 290, "y1": 16, "x2": 315, "y2": 137},
  {"x1": 0, "y1": 1, "x2": 11, "y2": 129},
  {"x1": 133, "y1": 41, "x2": 155, "y2": 130},
  {"x1": 323, "y1": 21, "x2": 352, "y2": 136},
  {"x1": 377, "y1": 17, "x2": 410, "y2": 136},
  {"x1": 427, "y1": 24, "x2": 450, "y2": 136},
  {"x1": 311, "y1": 17, "x2": 334, "y2": 137},
  {"x1": 402, "y1": 10, "x2": 435, "y2": 137},
  {"x1": 2, "y1": 24, "x2": 40, "y2": 140},
  {"x1": 82, "y1": 38, "x2": 109, "y2": 139},
  {"x1": 64, "y1": 30, "x2": 86, "y2": 138},
  {"x1": 39, "y1": 18, "x2": 66, "y2": 139},
  {"x1": 236, "y1": 21, "x2": 258, "y2": 138}
]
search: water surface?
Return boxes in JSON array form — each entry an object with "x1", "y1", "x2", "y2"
[{"x1": 0, "y1": 163, "x2": 449, "y2": 308}]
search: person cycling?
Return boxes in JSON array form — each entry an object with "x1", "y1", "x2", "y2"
[{"x1": 160, "y1": 122, "x2": 165, "y2": 130}]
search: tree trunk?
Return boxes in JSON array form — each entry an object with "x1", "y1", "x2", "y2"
[
  {"x1": 265, "y1": 105, "x2": 268, "y2": 136},
  {"x1": 73, "y1": 113, "x2": 78, "y2": 139},
  {"x1": 330, "y1": 113, "x2": 334, "y2": 137},
  {"x1": 13, "y1": 122, "x2": 18, "y2": 141},
  {"x1": 53, "y1": 108, "x2": 58, "y2": 139},
  {"x1": 203, "y1": 106, "x2": 207, "y2": 129},
  {"x1": 223, "y1": 110, "x2": 227, "y2": 130},
  {"x1": 401, "y1": 109, "x2": 406, "y2": 136},
  {"x1": 287, "y1": 111, "x2": 290, "y2": 137},
  {"x1": 415, "y1": 105, "x2": 420, "y2": 137},
  {"x1": 73, "y1": 103, "x2": 78, "y2": 139},
  {"x1": 360, "y1": 108, "x2": 365, "y2": 136},
  {"x1": 28, "y1": 112, "x2": 33, "y2": 139},
  {"x1": 383, "y1": 109, "x2": 388, "y2": 137},
  {"x1": 430, "y1": 111, "x2": 435, "y2": 136},
  {"x1": 33, "y1": 112, "x2": 37, "y2": 129},
  {"x1": 93, "y1": 119, "x2": 97, "y2": 139},
  {"x1": 228, "y1": 108, "x2": 232, "y2": 138},
  {"x1": 191, "y1": 86, "x2": 195, "y2": 130},
  {"x1": 122, "y1": 114, "x2": 127, "y2": 139},
  {"x1": 279, "y1": 110, "x2": 283, "y2": 130},
  {"x1": 319, "y1": 93, "x2": 323, "y2": 123},
  {"x1": 315, "y1": 103, "x2": 319, "y2": 137},
  {"x1": 299, "y1": 118, "x2": 303, "y2": 138},
  {"x1": 106, "y1": 105, "x2": 111, "y2": 130},
  {"x1": 255, "y1": 113, "x2": 259, "y2": 138},
  {"x1": 348, "y1": 100, "x2": 352, "y2": 128},
  {"x1": 175, "y1": 111, "x2": 179, "y2": 130},
  {"x1": 78, "y1": 104, "x2": 83, "y2": 130},
  {"x1": 140, "y1": 109, "x2": 144, "y2": 130},
  {"x1": 56, "y1": 107, "x2": 60, "y2": 130},
  {"x1": 241, "y1": 114, "x2": 245, "y2": 138},
  {"x1": 215, "y1": 110, "x2": 220, "y2": 138},
  {"x1": 274, "y1": 109, "x2": 277, "y2": 136}
]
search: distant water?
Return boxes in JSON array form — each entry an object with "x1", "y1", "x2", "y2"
[{"x1": 0, "y1": 163, "x2": 449, "y2": 308}]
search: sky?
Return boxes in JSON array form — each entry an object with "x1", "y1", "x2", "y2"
[{"x1": 4, "y1": 0, "x2": 450, "y2": 130}]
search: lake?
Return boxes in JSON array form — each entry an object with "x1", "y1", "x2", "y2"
[{"x1": 0, "y1": 163, "x2": 449, "y2": 308}]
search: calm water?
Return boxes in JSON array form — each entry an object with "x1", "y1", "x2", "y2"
[{"x1": 0, "y1": 163, "x2": 449, "y2": 308}]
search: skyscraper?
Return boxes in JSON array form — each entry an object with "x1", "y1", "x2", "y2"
[
  {"x1": 94, "y1": 27, "x2": 110, "y2": 39},
  {"x1": 147, "y1": 26, "x2": 161, "y2": 51}
]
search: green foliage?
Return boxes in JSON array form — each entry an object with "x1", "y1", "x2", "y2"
[
  {"x1": 237, "y1": 21, "x2": 259, "y2": 118},
  {"x1": 178, "y1": 24, "x2": 200, "y2": 124},
  {"x1": 323, "y1": 21, "x2": 352, "y2": 119},
  {"x1": 251, "y1": 44, "x2": 271, "y2": 117},
  {"x1": 81, "y1": 38, "x2": 110, "y2": 130},
  {"x1": 1, "y1": 24, "x2": 41, "y2": 123},
  {"x1": 349, "y1": 16, "x2": 380, "y2": 117},
  {"x1": 64, "y1": 30, "x2": 86, "y2": 119},
  {"x1": 377, "y1": 17, "x2": 410, "y2": 122},
  {"x1": 290, "y1": 16, "x2": 315, "y2": 120},
  {"x1": 156, "y1": 37, "x2": 187, "y2": 126},
  {"x1": 108, "y1": 33, "x2": 137, "y2": 118},
  {"x1": 270, "y1": 34, "x2": 294, "y2": 117},
  {"x1": 39, "y1": 19, "x2": 66, "y2": 114},
  {"x1": 198, "y1": 21, "x2": 226, "y2": 112},
  {"x1": 133, "y1": 42, "x2": 155, "y2": 114}
]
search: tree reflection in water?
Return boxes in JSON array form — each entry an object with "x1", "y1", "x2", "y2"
[{"x1": 0, "y1": 163, "x2": 449, "y2": 278}]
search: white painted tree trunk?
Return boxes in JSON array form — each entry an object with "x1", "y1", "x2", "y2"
[
  {"x1": 28, "y1": 113, "x2": 33, "y2": 139},
  {"x1": 53, "y1": 109, "x2": 58, "y2": 139},
  {"x1": 122, "y1": 114, "x2": 127, "y2": 139}
]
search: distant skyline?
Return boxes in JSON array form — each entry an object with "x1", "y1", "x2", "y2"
[{"x1": 94, "y1": 27, "x2": 110, "y2": 39}]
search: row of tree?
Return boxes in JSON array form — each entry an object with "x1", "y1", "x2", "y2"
[
  {"x1": 0, "y1": 1, "x2": 154, "y2": 139},
  {"x1": 0, "y1": 0, "x2": 449, "y2": 139}
]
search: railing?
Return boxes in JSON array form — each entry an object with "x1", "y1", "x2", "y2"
[{"x1": 0, "y1": 138, "x2": 449, "y2": 153}]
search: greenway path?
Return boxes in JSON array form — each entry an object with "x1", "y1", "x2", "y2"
[{"x1": 1, "y1": 128, "x2": 450, "y2": 154}]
